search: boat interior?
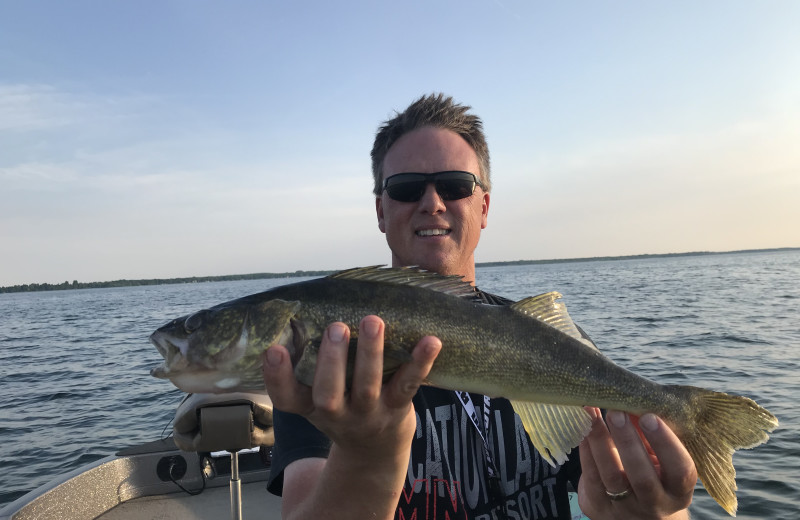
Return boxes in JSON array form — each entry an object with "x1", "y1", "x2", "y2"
[{"x1": 1, "y1": 392, "x2": 283, "y2": 520}]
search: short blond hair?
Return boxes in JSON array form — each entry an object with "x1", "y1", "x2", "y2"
[{"x1": 371, "y1": 93, "x2": 491, "y2": 196}]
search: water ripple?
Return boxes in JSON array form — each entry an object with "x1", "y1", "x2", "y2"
[{"x1": 2, "y1": 253, "x2": 799, "y2": 518}]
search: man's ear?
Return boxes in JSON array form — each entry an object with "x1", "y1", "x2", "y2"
[
  {"x1": 376, "y1": 197, "x2": 386, "y2": 233},
  {"x1": 481, "y1": 192, "x2": 490, "y2": 229}
]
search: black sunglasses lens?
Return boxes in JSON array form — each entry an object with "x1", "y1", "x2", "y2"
[
  {"x1": 436, "y1": 178, "x2": 475, "y2": 200},
  {"x1": 385, "y1": 181, "x2": 426, "y2": 202},
  {"x1": 384, "y1": 172, "x2": 478, "y2": 202}
]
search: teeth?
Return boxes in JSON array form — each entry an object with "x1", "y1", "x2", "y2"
[{"x1": 417, "y1": 229, "x2": 450, "y2": 236}]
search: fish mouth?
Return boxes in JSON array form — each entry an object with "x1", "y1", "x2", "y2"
[
  {"x1": 150, "y1": 331, "x2": 169, "y2": 357},
  {"x1": 416, "y1": 228, "x2": 450, "y2": 237},
  {"x1": 150, "y1": 363, "x2": 169, "y2": 379},
  {"x1": 149, "y1": 330, "x2": 192, "y2": 375},
  {"x1": 150, "y1": 330, "x2": 189, "y2": 357}
]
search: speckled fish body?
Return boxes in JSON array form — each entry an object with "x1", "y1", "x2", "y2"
[{"x1": 150, "y1": 266, "x2": 778, "y2": 515}]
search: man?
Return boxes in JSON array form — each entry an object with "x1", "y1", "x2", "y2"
[{"x1": 263, "y1": 94, "x2": 696, "y2": 519}]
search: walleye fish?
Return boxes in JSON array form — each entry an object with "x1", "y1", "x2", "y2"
[{"x1": 150, "y1": 266, "x2": 778, "y2": 515}]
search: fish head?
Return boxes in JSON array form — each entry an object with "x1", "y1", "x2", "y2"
[{"x1": 150, "y1": 298, "x2": 302, "y2": 393}]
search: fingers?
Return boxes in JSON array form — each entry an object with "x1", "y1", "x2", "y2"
[
  {"x1": 606, "y1": 411, "x2": 696, "y2": 506},
  {"x1": 262, "y1": 344, "x2": 312, "y2": 414},
  {"x1": 578, "y1": 420, "x2": 605, "y2": 513},
  {"x1": 263, "y1": 316, "x2": 435, "y2": 413},
  {"x1": 384, "y1": 335, "x2": 441, "y2": 409},
  {"x1": 311, "y1": 323, "x2": 350, "y2": 415},
  {"x1": 578, "y1": 408, "x2": 696, "y2": 518},
  {"x1": 637, "y1": 414, "x2": 697, "y2": 502},
  {"x1": 346, "y1": 314, "x2": 441, "y2": 411},
  {"x1": 261, "y1": 321, "x2": 354, "y2": 417},
  {"x1": 579, "y1": 408, "x2": 629, "y2": 501},
  {"x1": 605, "y1": 410, "x2": 655, "y2": 495},
  {"x1": 350, "y1": 316, "x2": 385, "y2": 412}
]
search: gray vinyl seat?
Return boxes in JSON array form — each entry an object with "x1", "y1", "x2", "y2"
[
  {"x1": 170, "y1": 392, "x2": 275, "y2": 520},
  {"x1": 172, "y1": 392, "x2": 275, "y2": 452}
]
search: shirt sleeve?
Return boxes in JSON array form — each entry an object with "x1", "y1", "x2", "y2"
[{"x1": 266, "y1": 409, "x2": 331, "y2": 496}]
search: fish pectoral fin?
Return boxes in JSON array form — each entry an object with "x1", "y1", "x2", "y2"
[
  {"x1": 293, "y1": 338, "x2": 413, "y2": 388},
  {"x1": 510, "y1": 292, "x2": 597, "y2": 350},
  {"x1": 381, "y1": 342, "x2": 413, "y2": 381},
  {"x1": 293, "y1": 340, "x2": 320, "y2": 387},
  {"x1": 510, "y1": 400, "x2": 592, "y2": 467}
]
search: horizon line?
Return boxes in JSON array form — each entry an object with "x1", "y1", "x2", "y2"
[{"x1": 2, "y1": 246, "x2": 798, "y2": 294}]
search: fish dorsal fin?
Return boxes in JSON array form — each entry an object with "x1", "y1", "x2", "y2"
[
  {"x1": 510, "y1": 292, "x2": 597, "y2": 350},
  {"x1": 510, "y1": 400, "x2": 592, "y2": 467},
  {"x1": 329, "y1": 266, "x2": 479, "y2": 299}
]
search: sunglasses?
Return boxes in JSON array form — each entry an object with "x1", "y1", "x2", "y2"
[{"x1": 382, "y1": 171, "x2": 486, "y2": 202}]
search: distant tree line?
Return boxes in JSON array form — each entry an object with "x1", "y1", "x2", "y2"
[
  {"x1": 2, "y1": 247, "x2": 796, "y2": 294},
  {"x1": 474, "y1": 247, "x2": 798, "y2": 268},
  {"x1": 0, "y1": 270, "x2": 334, "y2": 294}
]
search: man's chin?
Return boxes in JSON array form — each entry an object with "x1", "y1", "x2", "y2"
[
  {"x1": 392, "y1": 242, "x2": 460, "y2": 274},
  {"x1": 409, "y1": 256, "x2": 458, "y2": 276}
]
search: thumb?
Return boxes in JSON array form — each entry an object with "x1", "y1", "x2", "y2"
[{"x1": 262, "y1": 345, "x2": 311, "y2": 414}]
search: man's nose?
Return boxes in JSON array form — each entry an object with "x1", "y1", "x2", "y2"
[{"x1": 417, "y1": 182, "x2": 446, "y2": 213}]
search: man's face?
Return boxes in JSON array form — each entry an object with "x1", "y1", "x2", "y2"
[{"x1": 376, "y1": 126, "x2": 490, "y2": 281}]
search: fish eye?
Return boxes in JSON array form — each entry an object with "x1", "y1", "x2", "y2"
[{"x1": 184, "y1": 311, "x2": 204, "y2": 333}]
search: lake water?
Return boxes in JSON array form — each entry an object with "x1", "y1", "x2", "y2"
[{"x1": 1, "y1": 250, "x2": 798, "y2": 519}]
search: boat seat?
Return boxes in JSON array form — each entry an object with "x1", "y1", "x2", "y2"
[{"x1": 172, "y1": 392, "x2": 275, "y2": 452}]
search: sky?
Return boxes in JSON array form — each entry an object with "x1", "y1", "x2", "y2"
[{"x1": 1, "y1": 1, "x2": 799, "y2": 287}]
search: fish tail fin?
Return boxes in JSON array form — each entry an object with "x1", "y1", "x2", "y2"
[{"x1": 669, "y1": 385, "x2": 778, "y2": 516}]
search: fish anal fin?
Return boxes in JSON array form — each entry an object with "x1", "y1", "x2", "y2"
[
  {"x1": 510, "y1": 292, "x2": 597, "y2": 350},
  {"x1": 510, "y1": 400, "x2": 592, "y2": 467}
]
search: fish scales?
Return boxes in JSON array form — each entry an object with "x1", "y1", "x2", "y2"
[{"x1": 275, "y1": 275, "x2": 675, "y2": 416}]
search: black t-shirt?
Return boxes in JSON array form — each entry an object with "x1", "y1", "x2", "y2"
[{"x1": 267, "y1": 290, "x2": 584, "y2": 519}]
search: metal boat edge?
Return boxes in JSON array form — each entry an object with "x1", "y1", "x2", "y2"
[{"x1": 0, "y1": 437, "x2": 278, "y2": 520}]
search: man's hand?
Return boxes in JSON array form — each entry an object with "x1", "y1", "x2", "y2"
[
  {"x1": 262, "y1": 315, "x2": 441, "y2": 520},
  {"x1": 578, "y1": 407, "x2": 697, "y2": 520}
]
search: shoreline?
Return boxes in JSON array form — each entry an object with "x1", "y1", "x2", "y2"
[{"x1": 2, "y1": 246, "x2": 797, "y2": 294}]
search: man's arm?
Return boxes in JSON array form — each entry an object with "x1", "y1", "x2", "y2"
[
  {"x1": 262, "y1": 316, "x2": 441, "y2": 520},
  {"x1": 578, "y1": 407, "x2": 696, "y2": 519}
]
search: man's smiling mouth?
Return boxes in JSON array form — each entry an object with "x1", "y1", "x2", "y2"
[{"x1": 416, "y1": 229, "x2": 451, "y2": 237}]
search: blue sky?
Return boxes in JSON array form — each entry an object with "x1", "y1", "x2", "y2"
[{"x1": 1, "y1": 1, "x2": 798, "y2": 286}]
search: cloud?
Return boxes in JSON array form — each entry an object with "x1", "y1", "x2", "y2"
[
  {"x1": 0, "y1": 83, "x2": 157, "y2": 133},
  {"x1": 0, "y1": 83, "x2": 78, "y2": 132}
]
